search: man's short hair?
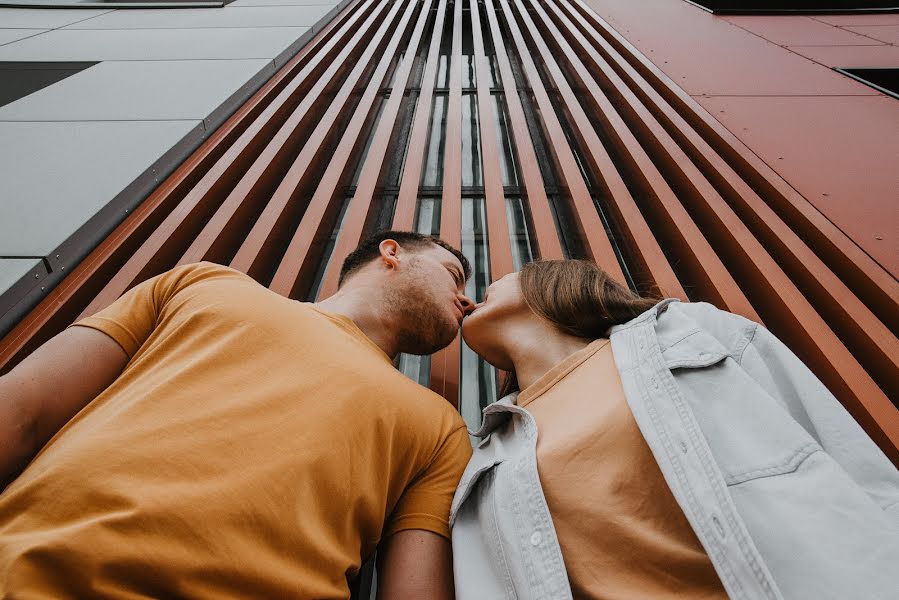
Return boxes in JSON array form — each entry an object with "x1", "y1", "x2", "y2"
[{"x1": 339, "y1": 230, "x2": 471, "y2": 287}]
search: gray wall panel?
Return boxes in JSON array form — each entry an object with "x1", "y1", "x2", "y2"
[
  {"x1": 0, "y1": 26, "x2": 311, "y2": 61},
  {"x1": 0, "y1": 8, "x2": 113, "y2": 29},
  {"x1": 0, "y1": 29, "x2": 45, "y2": 45},
  {"x1": 230, "y1": 0, "x2": 337, "y2": 5},
  {"x1": 64, "y1": 5, "x2": 334, "y2": 29},
  {"x1": 0, "y1": 59, "x2": 273, "y2": 121},
  {"x1": 0, "y1": 120, "x2": 200, "y2": 255},
  {"x1": 0, "y1": 258, "x2": 43, "y2": 300}
]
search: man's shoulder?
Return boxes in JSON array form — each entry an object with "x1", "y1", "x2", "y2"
[
  {"x1": 381, "y1": 373, "x2": 467, "y2": 429},
  {"x1": 153, "y1": 262, "x2": 267, "y2": 304},
  {"x1": 163, "y1": 261, "x2": 255, "y2": 287}
]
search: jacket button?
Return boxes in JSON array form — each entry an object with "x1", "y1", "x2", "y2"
[{"x1": 530, "y1": 531, "x2": 542, "y2": 546}]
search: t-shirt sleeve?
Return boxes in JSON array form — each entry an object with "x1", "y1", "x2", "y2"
[
  {"x1": 69, "y1": 262, "x2": 226, "y2": 357},
  {"x1": 385, "y1": 424, "x2": 472, "y2": 540}
]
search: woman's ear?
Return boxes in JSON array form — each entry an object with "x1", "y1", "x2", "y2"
[{"x1": 378, "y1": 239, "x2": 401, "y2": 271}]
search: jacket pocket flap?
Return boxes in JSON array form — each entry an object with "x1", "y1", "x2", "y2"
[
  {"x1": 450, "y1": 457, "x2": 503, "y2": 527},
  {"x1": 662, "y1": 330, "x2": 729, "y2": 369}
]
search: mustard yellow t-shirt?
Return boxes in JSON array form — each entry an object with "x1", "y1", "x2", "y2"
[
  {"x1": 0, "y1": 262, "x2": 471, "y2": 599},
  {"x1": 520, "y1": 338, "x2": 726, "y2": 600}
]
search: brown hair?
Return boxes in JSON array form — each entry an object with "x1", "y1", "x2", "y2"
[
  {"x1": 339, "y1": 230, "x2": 470, "y2": 287},
  {"x1": 500, "y1": 259, "x2": 660, "y2": 396}
]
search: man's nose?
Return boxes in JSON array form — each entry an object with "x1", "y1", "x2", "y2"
[{"x1": 458, "y1": 294, "x2": 475, "y2": 315}]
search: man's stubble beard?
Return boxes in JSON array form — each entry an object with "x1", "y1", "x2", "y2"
[{"x1": 387, "y1": 258, "x2": 458, "y2": 356}]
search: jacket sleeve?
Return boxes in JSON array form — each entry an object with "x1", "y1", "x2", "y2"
[{"x1": 738, "y1": 323, "x2": 899, "y2": 520}]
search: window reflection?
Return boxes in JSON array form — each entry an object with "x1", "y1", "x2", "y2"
[
  {"x1": 506, "y1": 196, "x2": 535, "y2": 271},
  {"x1": 460, "y1": 197, "x2": 496, "y2": 435},
  {"x1": 461, "y1": 93, "x2": 483, "y2": 187},
  {"x1": 491, "y1": 94, "x2": 517, "y2": 187},
  {"x1": 416, "y1": 196, "x2": 441, "y2": 235},
  {"x1": 308, "y1": 194, "x2": 353, "y2": 301},
  {"x1": 422, "y1": 95, "x2": 448, "y2": 186},
  {"x1": 397, "y1": 353, "x2": 432, "y2": 388},
  {"x1": 350, "y1": 97, "x2": 386, "y2": 187}
]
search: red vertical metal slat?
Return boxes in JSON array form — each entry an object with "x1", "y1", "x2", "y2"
[
  {"x1": 428, "y1": 0, "x2": 464, "y2": 405},
  {"x1": 229, "y1": 0, "x2": 408, "y2": 281},
  {"x1": 266, "y1": 0, "x2": 419, "y2": 298},
  {"x1": 549, "y1": 0, "x2": 899, "y2": 459},
  {"x1": 514, "y1": 0, "x2": 685, "y2": 300},
  {"x1": 515, "y1": 0, "x2": 749, "y2": 313},
  {"x1": 496, "y1": 0, "x2": 626, "y2": 284},
  {"x1": 481, "y1": 0, "x2": 563, "y2": 262},
  {"x1": 317, "y1": 0, "x2": 437, "y2": 299},
  {"x1": 470, "y1": 0, "x2": 514, "y2": 281},
  {"x1": 393, "y1": 0, "x2": 450, "y2": 231},
  {"x1": 570, "y1": 0, "x2": 899, "y2": 331},
  {"x1": 73, "y1": 0, "x2": 373, "y2": 320},
  {"x1": 558, "y1": 0, "x2": 899, "y2": 388},
  {"x1": 177, "y1": 1, "x2": 385, "y2": 269},
  {"x1": 80, "y1": 0, "x2": 382, "y2": 317}
]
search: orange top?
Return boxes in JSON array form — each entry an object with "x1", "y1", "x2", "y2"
[
  {"x1": 0, "y1": 262, "x2": 471, "y2": 599},
  {"x1": 519, "y1": 338, "x2": 726, "y2": 600}
]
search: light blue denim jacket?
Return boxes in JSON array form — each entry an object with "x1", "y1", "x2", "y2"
[{"x1": 451, "y1": 300, "x2": 899, "y2": 600}]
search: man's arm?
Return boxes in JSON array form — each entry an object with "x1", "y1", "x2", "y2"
[
  {"x1": 376, "y1": 529, "x2": 454, "y2": 600},
  {"x1": 0, "y1": 326, "x2": 128, "y2": 490}
]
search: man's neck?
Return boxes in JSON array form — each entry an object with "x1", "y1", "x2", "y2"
[{"x1": 315, "y1": 286, "x2": 400, "y2": 359}]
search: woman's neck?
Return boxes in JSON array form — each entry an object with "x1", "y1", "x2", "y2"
[{"x1": 505, "y1": 321, "x2": 593, "y2": 392}]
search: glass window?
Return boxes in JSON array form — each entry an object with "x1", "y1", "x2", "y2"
[
  {"x1": 461, "y1": 92, "x2": 483, "y2": 187},
  {"x1": 462, "y1": 4, "x2": 476, "y2": 90},
  {"x1": 397, "y1": 353, "x2": 432, "y2": 387},
  {"x1": 350, "y1": 96, "x2": 386, "y2": 187},
  {"x1": 422, "y1": 95, "x2": 448, "y2": 186},
  {"x1": 385, "y1": 52, "x2": 404, "y2": 91},
  {"x1": 505, "y1": 196, "x2": 536, "y2": 271},
  {"x1": 491, "y1": 94, "x2": 518, "y2": 187},
  {"x1": 307, "y1": 194, "x2": 353, "y2": 301},
  {"x1": 435, "y1": 8, "x2": 453, "y2": 89},
  {"x1": 415, "y1": 196, "x2": 442, "y2": 236},
  {"x1": 460, "y1": 197, "x2": 496, "y2": 435}
]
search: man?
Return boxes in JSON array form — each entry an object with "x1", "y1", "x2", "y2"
[{"x1": 0, "y1": 231, "x2": 475, "y2": 598}]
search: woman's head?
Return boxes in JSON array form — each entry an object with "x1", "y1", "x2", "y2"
[{"x1": 462, "y1": 260, "x2": 659, "y2": 382}]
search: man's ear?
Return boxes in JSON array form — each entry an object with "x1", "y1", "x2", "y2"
[{"x1": 378, "y1": 239, "x2": 401, "y2": 271}]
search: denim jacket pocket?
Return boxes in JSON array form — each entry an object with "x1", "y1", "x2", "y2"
[{"x1": 451, "y1": 455, "x2": 504, "y2": 528}]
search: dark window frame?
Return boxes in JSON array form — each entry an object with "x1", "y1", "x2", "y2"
[
  {"x1": 0, "y1": 1, "x2": 228, "y2": 8},
  {"x1": 835, "y1": 68, "x2": 899, "y2": 101},
  {"x1": 684, "y1": 1, "x2": 899, "y2": 14},
  {"x1": 0, "y1": 61, "x2": 97, "y2": 109}
]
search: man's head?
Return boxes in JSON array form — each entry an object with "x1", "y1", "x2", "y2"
[{"x1": 338, "y1": 231, "x2": 474, "y2": 355}]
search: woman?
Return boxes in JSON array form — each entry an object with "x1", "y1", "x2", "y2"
[{"x1": 451, "y1": 260, "x2": 898, "y2": 600}]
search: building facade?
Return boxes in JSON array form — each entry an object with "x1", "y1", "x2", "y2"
[{"x1": 0, "y1": 0, "x2": 897, "y2": 593}]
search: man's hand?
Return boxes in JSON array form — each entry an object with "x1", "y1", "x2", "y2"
[
  {"x1": 0, "y1": 326, "x2": 128, "y2": 491},
  {"x1": 376, "y1": 529, "x2": 454, "y2": 600}
]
